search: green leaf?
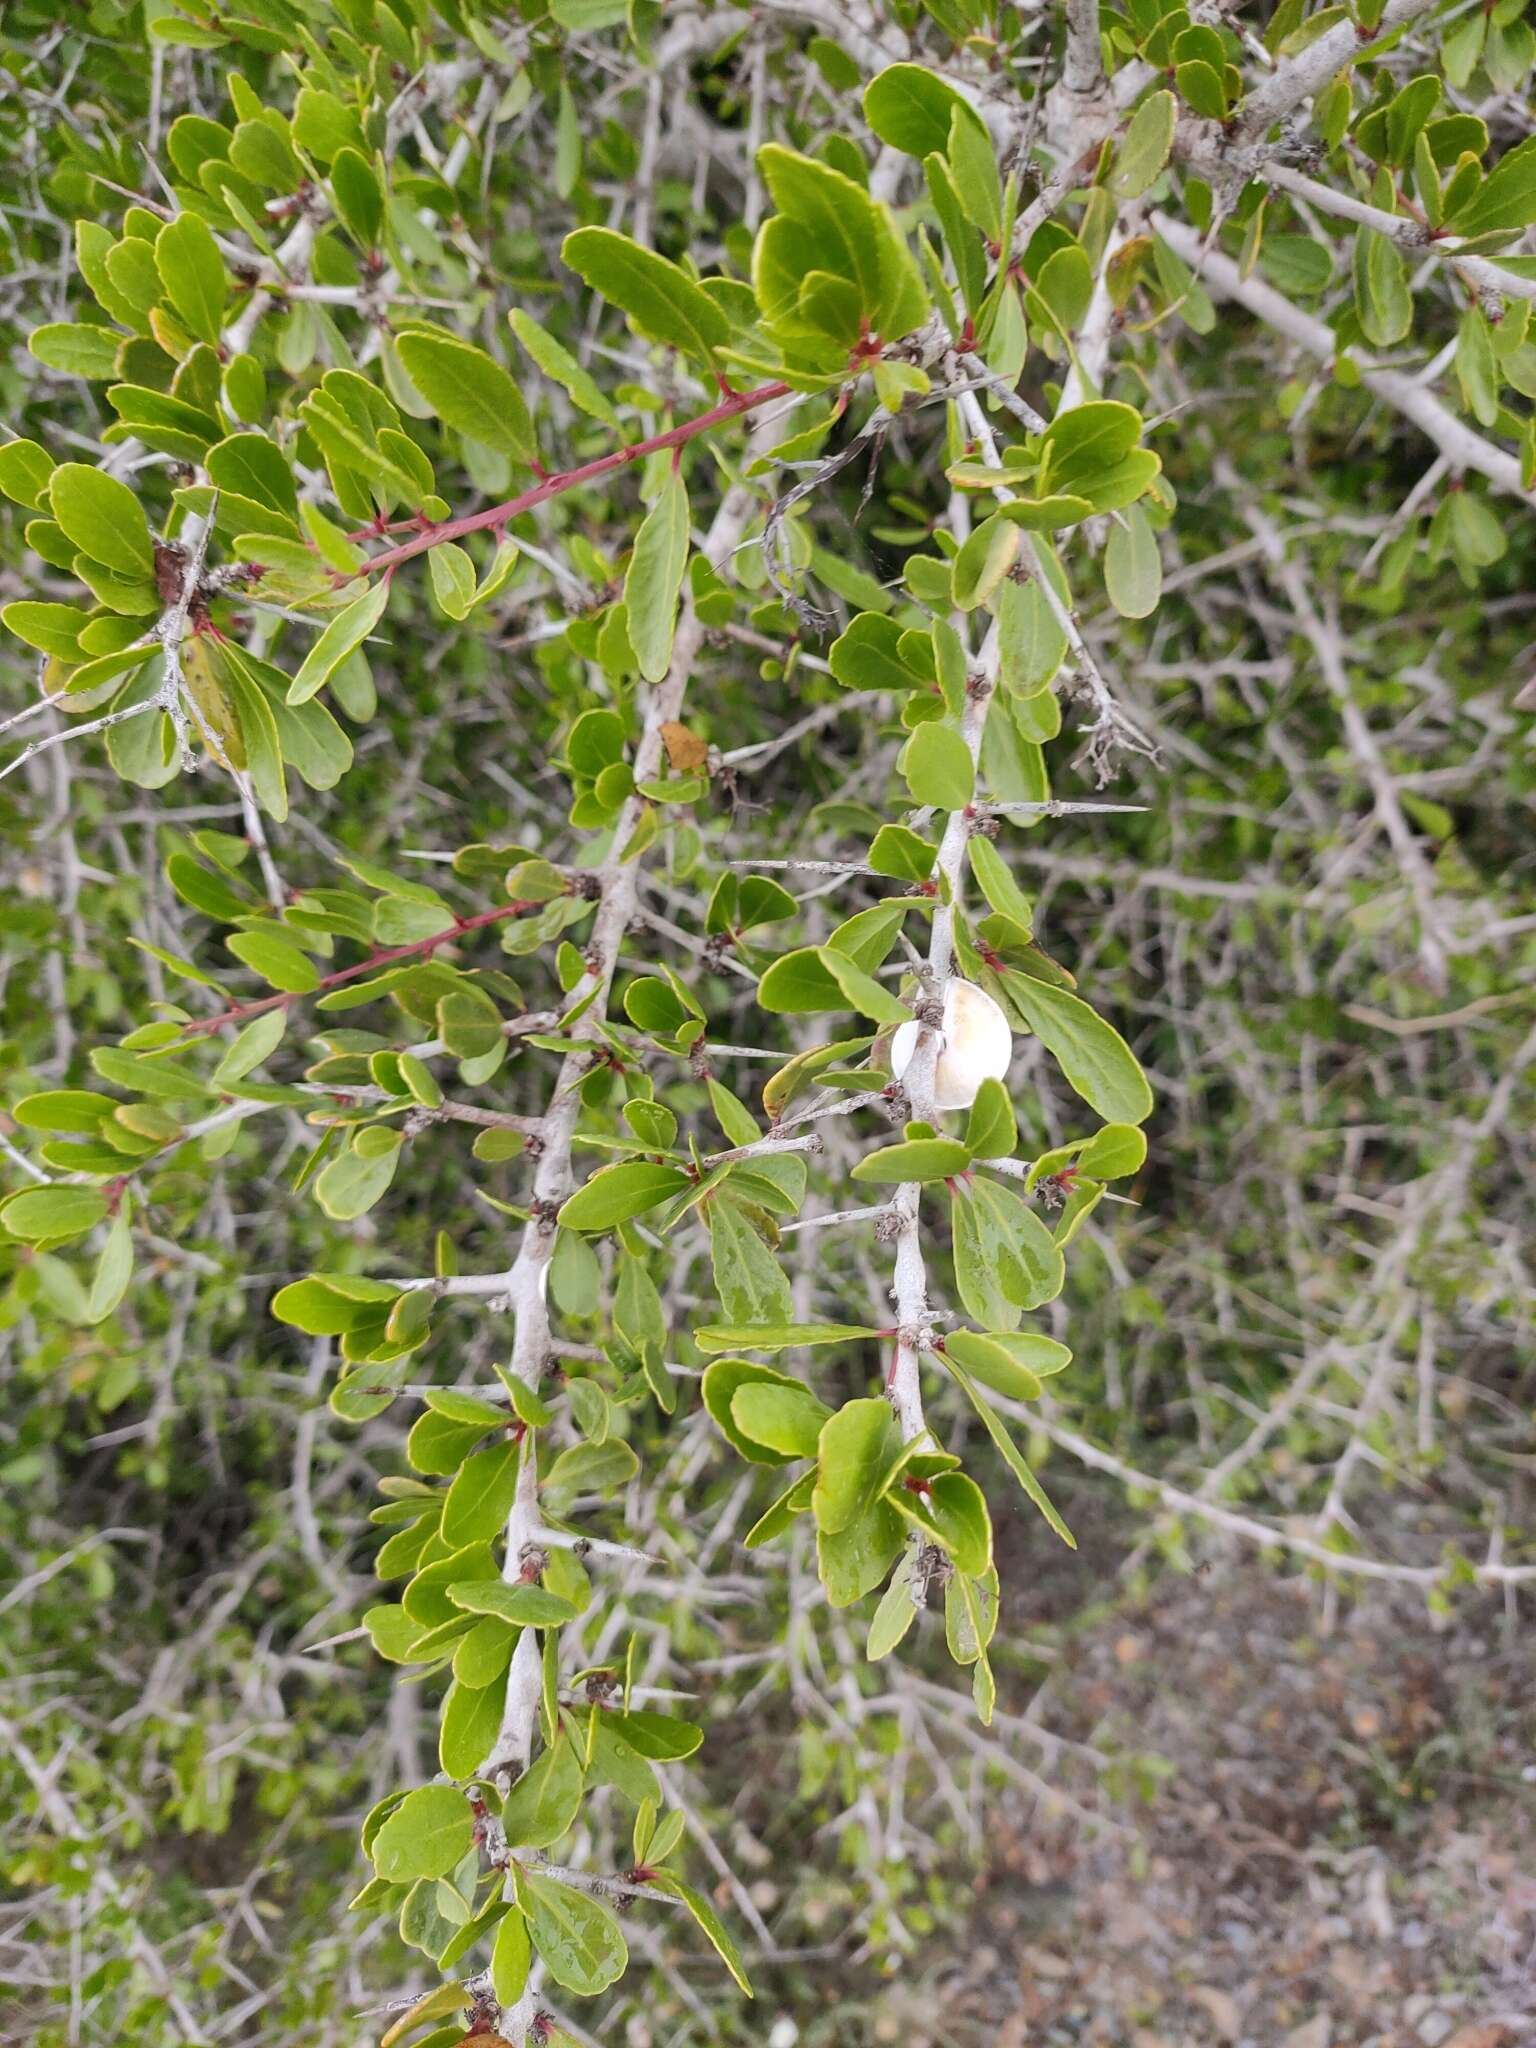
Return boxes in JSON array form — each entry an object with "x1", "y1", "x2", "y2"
[
  {"x1": 508, "y1": 307, "x2": 618, "y2": 426},
  {"x1": 950, "y1": 1174, "x2": 1064, "y2": 1327},
  {"x1": 2, "y1": 1186, "x2": 109, "y2": 1246},
  {"x1": 867, "y1": 1545, "x2": 921, "y2": 1659},
  {"x1": 941, "y1": 1326, "x2": 1056, "y2": 1401},
  {"x1": 863, "y1": 64, "x2": 968, "y2": 157},
  {"x1": 400, "y1": 1550, "x2": 499, "y2": 1632},
  {"x1": 586, "y1": 1712, "x2": 657, "y2": 1804},
  {"x1": 648, "y1": 1873, "x2": 754, "y2": 1996},
  {"x1": 851, "y1": 1138, "x2": 971, "y2": 1185},
  {"x1": 85, "y1": 1209, "x2": 133, "y2": 1323},
  {"x1": 3, "y1": 601, "x2": 88, "y2": 658},
  {"x1": 330, "y1": 146, "x2": 383, "y2": 247},
  {"x1": 47, "y1": 464, "x2": 155, "y2": 579},
  {"x1": 12, "y1": 1091, "x2": 112, "y2": 1133},
  {"x1": 813, "y1": 1397, "x2": 901, "y2": 1535},
  {"x1": 502, "y1": 1736, "x2": 585, "y2": 1847},
  {"x1": 708, "y1": 1197, "x2": 793, "y2": 1326},
  {"x1": 1110, "y1": 89, "x2": 1177, "y2": 198},
  {"x1": 229, "y1": 116, "x2": 302, "y2": 191},
  {"x1": 818, "y1": 1498, "x2": 906, "y2": 1607},
  {"x1": 757, "y1": 145, "x2": 926, "y2": 343},
  {"x1": 1446, "y1": 133, "x2": 1536, "y2": 238},
  {"x1": 757, "y1": 946, "x2": 844, "y2": 1014},
  {"x1": 288, "y1": 581, "x2": 390, "y2": 705},
  {"x1": 0, "y1": 438, "x2": 56, "y2": 510},
  {"x1": 1104, "y1": 503, "x2": 1162, "y2": 619},
  {"x1": 155, "y1": 212, "x2": 228, "y2": 345},
  {"x1": 1029, "y1": 244, "x2": 1094, "y2": 337},
  {"x1": 1004, "y1": 972, "x2": 1153, "y2": 1124},
  {"x1": 428, "y1": 542, "x2": 476, "y2": 620},
  {"x1": 1455, "y1": 306, "x2": 1500, "y2": 428},
  {"x1": 558, "y1": 1162, "x2": 690, "y2": 1232},
  {"x1": 702, "y1": 1358, "x2": 815, "y2": 1465},
  {"x1": 207, "y1": 434, "x2": 299, "y2": 522},
  {"x1": 903, "y1": 722, "x2": 975, "y2": 808},
  {"x1": 438, "y1": 1673, "x2": 506, "y2": 1779},
  {"x1": 363, "y1": 1604, "x2": 427, "y2": 1665},
  {"x1": 745, "y1": 1469, "x2": 817, "y2": 1547},
  {"x1": 1038, "y1": 400, "x2": 1142, "y2": 497},
  {"x1": 212, "y1": 1009, "x2": 286, "y2": 1086},
  {"x1": 314, "y1": 1131, "x2": 402, "y2": 1220},
  {"x1": 963, "y1": 1077, "x2": 1016, "y2": 1158},
  {"x1": 371, "y1": 1786, "x2": 473, "y2": 1882},
  {"x1": 945, "y1": 1566, "x2": 999, "y2": 1665},
  {"x1": 696, "y1": 1321, "x2": 879, "y2": 1355},
  {"x1": 29, "y1": 323, "x2": 122, "y2": 378},
  {"x1": 226, "y1": 928, "x2": 318, "y2": 992},
  {"x1": 967, "y1": 834, "x2": 1034, "y2": 931},
  {"x1": 868, "y1": 823, "x2": 938, "y2": 880},
  {"x1": 942, "y1": 1360, "x2": 1075, "y2": 1547},
  {"x1": 730, "y1": 1381, "x2": 832, "y2": 1458},
  {"x1": 395, "y1": 327, "x2": 536, "y2": 464},
  {"x1": 436, "y1": 987, "x2": 503, "y2": 1059},
  {"x1": 1078, "y1": 1122, "x2": 1147, "y2": 1178},
  {"x1": 491, "y1": 1905, "x2": 532, "y2": 2006},
  {"x1": 946, "y1": 103, "x2": 1001, "y2": 240},
  {"x1": 567, "y1": 708, "x2": 626, "y2": 777},
  {"x1": 891, "y1": 1470, "x2": 991, "y2": 1576},
  {"x1": 624, "y1": 471, "x2": 689, "y2": 684},
  {"x1": 950, "y1": 513, "x2": 1020, "y2": 609},
  {"x1": 516, "y1": 1867, "x2": 627, "y2": 1996},
  {"x1": 542, "y1": 1437, "x2": 640, "y2": 1498},
  {"x1": 447, "y1": 1581, "x2": 577, "y2": 1627},
  {"x1": 441, "y1": 1440, "x2": 520, "y2": 1547},
  {"x1": 828, "y1": 611, "x2": 911, "y2": 691},
  {"x1": 562, "y1": 227, "x2": 728, "y2": 363},
  {"x1": 91, "y1": 1047, "x2": 215, "y2": 1101},
  {"x1": 273, "y1": 1275, "x2": 396, "y2": 1335},
  {"x1": 1353, "y1": 226, "x2": 1413, "y2": 347},
  {"x1": 1174, "y1": 57, "x2": 1226, "y2": 119},
  {"x1": 225, "y1": 656, "x2": 288, "y2": 821},
  {"x1": 609, "y1": 1709, "x2": 703, "y2": 1761},
  {"x1": 817, "y1": 945, "x2": 911, "y2": 1027},
  {"x1": 453, "y1": 1616, "x2": 516, "y2": 1688}
]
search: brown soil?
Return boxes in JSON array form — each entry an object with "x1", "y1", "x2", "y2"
[{"x1": 927, "y1": 1564, "x2": 1536, "y2": 2048}]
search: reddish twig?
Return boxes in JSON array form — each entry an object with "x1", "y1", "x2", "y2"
[
  {"x1": 180, "y1": 900, "x2": 537, "y2": 1038},
  {"x1": 341, "y1": 380, "x2": 793, "y2": 583}
]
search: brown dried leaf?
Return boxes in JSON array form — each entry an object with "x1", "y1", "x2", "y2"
[{"x1": 660, "y1": 720, "x2": 709, "y2": 773}]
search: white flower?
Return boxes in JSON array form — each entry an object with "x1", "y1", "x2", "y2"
[{"x1": 890, "y1": 978, "x2": 1013, "y2": 1112}]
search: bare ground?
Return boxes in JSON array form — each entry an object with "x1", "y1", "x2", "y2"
[{"x1": 921, "y1": 1561, "x2": 1536, "y2": 2048}]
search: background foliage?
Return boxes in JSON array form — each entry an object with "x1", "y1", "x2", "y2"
[{"x1": 0, "y1": 2, "x2": 1532, "y2": 2045}]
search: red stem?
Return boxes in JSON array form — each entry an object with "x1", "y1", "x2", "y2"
[
  {"x1": 180, "y1": 900, "x2": 537, "y2": 1038},
  {"x1": 347, "y1": 380, "x2": 792, "y2": 582}
]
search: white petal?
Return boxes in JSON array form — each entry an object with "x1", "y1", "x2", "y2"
[
  {"x1": 889, "y1": 1018, "x2": 923, "y2": 1082},
  {"x1": 943, "y1": 979, "x2": 1012, "y2": 1076},
  {"x1": 933, "y1": 980, "x2": 1013, "y2": 1109},
  {"x1": 928, "y1": 1060, "x2": 978, "y2": 1112},
  {"x1": 891, "y1": 981, "x2": 1013, "y2": 1112}
]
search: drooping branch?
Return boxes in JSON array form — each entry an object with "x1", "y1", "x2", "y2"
[{"x1": 472, "y1": 417, "x2": 783, "y2": 2043}]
